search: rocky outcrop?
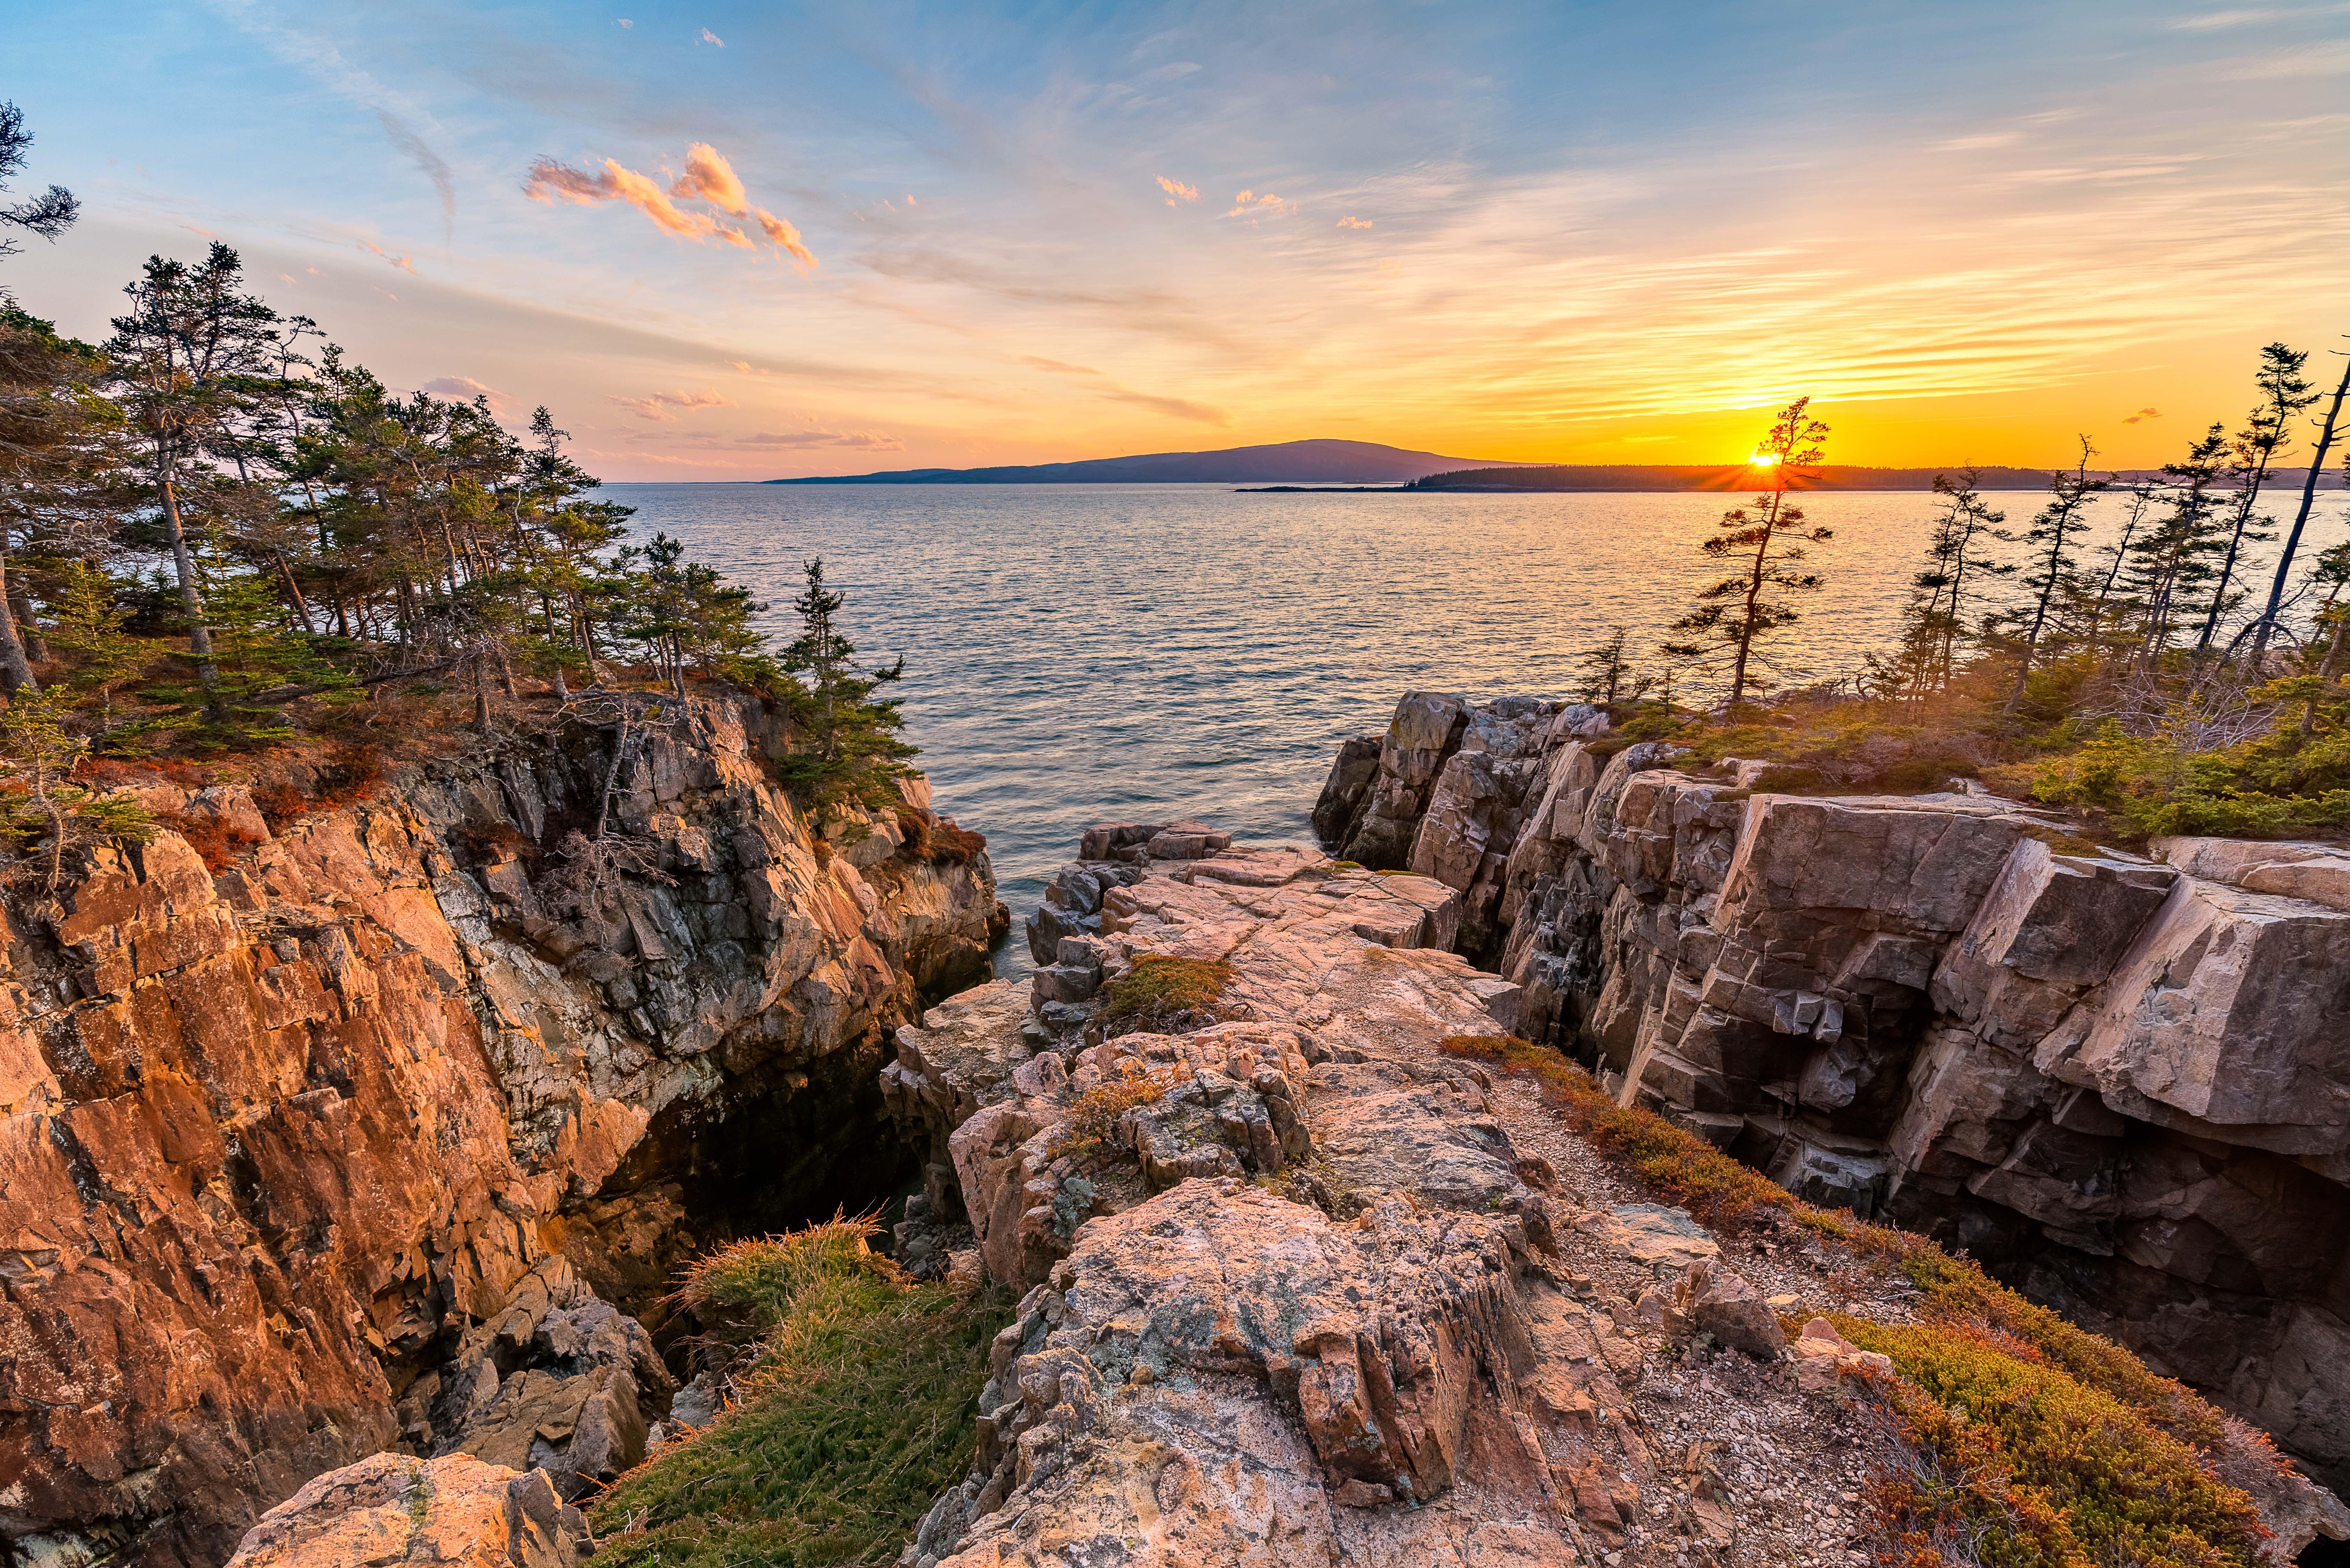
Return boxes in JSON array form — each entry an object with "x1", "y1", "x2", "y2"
[
  {"x1": 888, "y1": 817, "x2": 2347, "y2": 1564},
  {"x1": 222, "y1": 1454, "x2": 591, "y2": 1568},
  {"x1": 1313, "y1": 690, "x2": 2350, "y2": 1497},
  {"x1": 887, "y1": 829, "x2": 1669, "y2": 1565},
  {"x1": 0, "y1": 693, "x2": 999, "y2": 1566}
]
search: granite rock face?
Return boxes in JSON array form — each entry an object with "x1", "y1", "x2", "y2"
[
  {"x1": 889, "y1": 817, "x2": 2346, "y2": 1563},
  {"x1": 0, "y1": 693, "x2": 999, "y2": 1567},
  {"x1": 888, "y1": 828, "x2": 1684, "y2": 1567},
  {"x1": 221, "y1": 1454, "x2": 591, "y2": 1568},
  {"x1": 1312, "y1": 691, "x2": 2350, "y2": 1495}
]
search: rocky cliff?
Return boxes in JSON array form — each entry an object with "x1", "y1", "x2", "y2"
[
  {"x1": 873, "y1": 819, "x2": 2342, "y2": 1565},
  {"x1": 1314, "y1": 691, "x2": 2350, "y2": 1497},
  {"x1": 0, "y1": 692, "x2": 1001, "y2": 1568}
]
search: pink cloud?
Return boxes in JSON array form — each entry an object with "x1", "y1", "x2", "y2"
[
  {"x1": 528, "y1": 146, "x2": 816, "y2": 267},
  {"x1": 1157, "y1": 175, "x2": 1200, "y2": 206},
  {"x1": 420, "y1": 375, "x2": 510, "y2": 413},
  {"x1": 359, "y1": 239, "x2": 418, "y2": 274},
  {"x1": 699, "y1": 27, "x2": 724, "y2": 45},
  {"x1": 736, "y1": 429, "x2": 903, "y2": 450},
  {"x1": 1224, "y1": 189, "x2": 1296, "y2": 220},
  {"x1": 1337, "y1": 215, "x2": 1373, "y2": 230},
  {"x1": 608, "y1": 388, "x2": 735, "y2": 422}
]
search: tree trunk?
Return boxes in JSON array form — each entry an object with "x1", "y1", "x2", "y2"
[
  {"x1": 2254, "y1": 348, "x2": 2350, "y2": 656},
  {"x1": 0, "y1": 549, "x2": 39, "y2": 696},
  {"x1": 159, "y1": 467, "x2": 218, "y2": 690},
  {"x1": 275, "y1": 553, "x2": 317, "y2": 635}
]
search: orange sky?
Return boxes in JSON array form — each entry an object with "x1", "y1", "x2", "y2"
[{"x1": 11, "y1": 3, "x2": 2349, "y2": 478}]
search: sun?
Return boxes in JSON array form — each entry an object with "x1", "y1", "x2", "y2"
[{"x1": 1749, "y1": 451, "x2": 1779, "y2": 467}]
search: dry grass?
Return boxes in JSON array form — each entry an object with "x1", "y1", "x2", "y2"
[
  {"x1": 1437, "y1": 1033, "x2": 2281, "y2": 1564},
  {"x1": 1045, "y1": 1065, "x2": 1180, "y2": 1163}
]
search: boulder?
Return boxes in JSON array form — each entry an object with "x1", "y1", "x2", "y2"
[{"x1": 224, "y1": 1454, "x2": 591, "y2": 1568}]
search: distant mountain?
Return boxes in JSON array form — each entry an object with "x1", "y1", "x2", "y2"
[
  {"x1": 1407, "y1": 463, "x2": 2066, "y2": 492},
  {"x1": 763, "y1": 438, "x2": 1523, "y2": 485}
]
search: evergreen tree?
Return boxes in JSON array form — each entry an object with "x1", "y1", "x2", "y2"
[
  {"x1": 2123, "y1": 425, "x2": 2232, "y2": 670},
  {"x1": 44, "y1": 560, "x2": 142, "y2": 731},
  {"x1": 2196, "y1": 343, "x2": 2314, "y2": 650},
  {"x1": 2002, "y1": 438, "x2": 2106, "y2": 712},
  {"x1": 1574, "y1": 625, "x2": 1635, "y2": 706},
  {"x1": 1668, "y1": 397, "x2": 1833, "y2": 710}
]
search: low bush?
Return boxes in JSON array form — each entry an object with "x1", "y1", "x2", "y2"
[
  {"x1": 1046, "y1": 1065, "x2": 1179, "y2": 1163},
  {"x1": 1842, "y1": 1318, "x2": 2266, "y2": 1568},
  {"x1": 1098, "y1": 955, "x2": 1234, "y2": 1037},
  {"x1": 593, "y1": 1215, "x2": 1012, "y2": 1568}
]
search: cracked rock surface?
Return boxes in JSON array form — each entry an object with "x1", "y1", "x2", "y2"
[{"x1": 1313, "y1": 690, "x2": 2350, "y2": 1498}]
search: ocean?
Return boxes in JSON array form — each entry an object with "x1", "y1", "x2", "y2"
[{"x1": 611, "y1": 481, "x2": 2071, "y2": 975}]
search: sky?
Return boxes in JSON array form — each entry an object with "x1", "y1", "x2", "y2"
[{"x1": 5, "y1": 1, "x2": 2348, "y2": 480}]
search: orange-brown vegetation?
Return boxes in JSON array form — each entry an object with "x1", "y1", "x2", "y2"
[{"x1": 1436, "y1": 1033, "x2": 2281, "y2": 1565}]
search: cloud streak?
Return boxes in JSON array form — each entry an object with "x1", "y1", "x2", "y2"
[
  {"x1": 609, "y1": 388, "x2": 735, "y2": 421},
  {"x1": 359, "y1": 238, "x2": 417, "y2": 273},
  {"x1": 376, "y1": 109, "x2": 456, "y2": 241},
  {"x1": 1156, "y1": 175, "x2": 1200, "y2": 205}
]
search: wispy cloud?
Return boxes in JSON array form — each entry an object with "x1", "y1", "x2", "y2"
[
  {"x1": 1224, "y1": 189, "x2": 1296, "y2": 220},
  {"x1": 1156, "y1": 175, "x2": 1200, "y2": 205},
  {"x1": 2122, "y1": 406, "x2": 2164, "y2": 424},
  {"x1": 358, "y1": 238, "x2": 417, "y2": 273},
  {"x1": 699, "y1": 27, "x2": 724, "y2": 46},
  {"x1": 376, "y1": 109, "x2": 455, "y2": 242},
  {"x1": 420, "y1": 374, "x2": 509, "y2": 412},
  {"x1": 526, "y1": 145, "x2": 817, "y2": 266},
  {"x1": 1016, "y1": 354, "x2": 1228, "y2": 424},
  {"x1": 735, "y1": 428, "x2": 903, "y2": 449},
  {"x1": 1934, "y1": 131, "x2": 2022, "y2": 150},
  {"x1": 608, "y1": 388, "x2": 736, "y2": 421},
  {"x1": 2221, "y1": 39, "x2": 2350, "y2": 75},
  {"x1": 1142, "y1": 61, "x2": 1201, "y2": 80},
  {"x1": 1337, "y1": 215, "x2": 1374, "y2": 229}
]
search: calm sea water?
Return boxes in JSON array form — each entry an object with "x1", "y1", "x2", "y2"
[{"x1": 611, "y1": 482, "x2": 2076, "y2": 975}]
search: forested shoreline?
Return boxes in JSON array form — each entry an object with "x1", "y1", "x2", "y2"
[{"x1": 2, "y1": 104, "x2": 915, "y2": 884}]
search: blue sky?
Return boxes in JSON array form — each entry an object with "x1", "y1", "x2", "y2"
[{"x1": 7, "y1": 1, "x2": 2348, "y2": 477}]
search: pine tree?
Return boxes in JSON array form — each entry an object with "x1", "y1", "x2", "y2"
[
  {"x1": 44, "y1": 560, "x2": 142, "y2": 732},
  {"x1": 2002, "y1": 439, "x2": 2106, "y2": 712},
  {"x1": 1574, "y1": 625, "x2": 1635, "y2": 706},
  {"x1": 1668, "y1": 398, "x2": 1833, "y2": 710},
  {"x1": 2196, "y1": 343, "x2": 2314, "y2": 650},
  {"x1": 2124, "y1": 425, "x2": 2232, "y2": 670}
]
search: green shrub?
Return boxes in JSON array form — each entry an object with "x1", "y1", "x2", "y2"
[
  {"x1": 592, "y1": 1216, "x2": 1012, "y2": 1568},
  {"x1": 1098, "y1": 955, "x2": 1234, "y2": 1036}
]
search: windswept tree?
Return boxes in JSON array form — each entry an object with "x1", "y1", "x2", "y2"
[
  {"x1": 1668, "y1": 397, "x2": 1833, "y2": 709},
  {"x1": 2122, "y1": 424, "x2": 2232, "y2": 670},
  {"x1": 2195, "y1": 342, "x2": 2314, "y2": 649},
  {"x1": 2002, "y1": 438, "x2": 2106, "y2": 712},
  {"x1": 1574, "y1": 625, "x2": 1636, "y2": 706},
  {"x1": 2251, "y1": 339, "x2": 2350, "y2": 656},
  {"x1": 0, "y1": 102, "x2": 78, "y2": 282}
]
